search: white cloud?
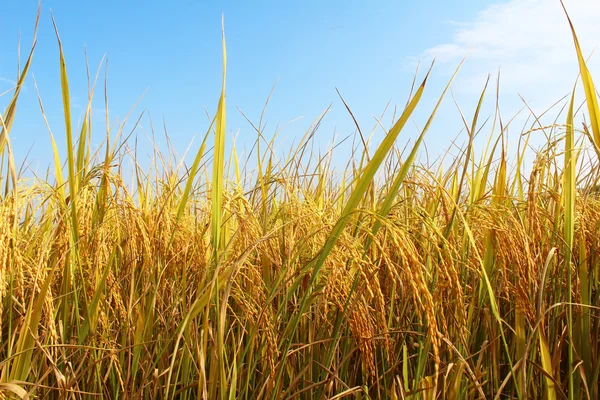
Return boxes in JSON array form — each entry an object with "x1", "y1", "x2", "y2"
[{"x1": 423, "y1": 0, "x2": 600, "y2": 108}]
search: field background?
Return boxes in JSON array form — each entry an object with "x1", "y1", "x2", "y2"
[{"x1": 0, "y1": 4, "x2": 599, "y2": 400}]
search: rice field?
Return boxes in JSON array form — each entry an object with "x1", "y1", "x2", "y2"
[{"x1": 0, "y1": 6, "x2": 599, "y2": 400}]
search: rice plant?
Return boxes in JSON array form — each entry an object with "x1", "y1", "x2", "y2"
[{"x1": 0, "y1": 4, "x2": 599, "y2": 400}]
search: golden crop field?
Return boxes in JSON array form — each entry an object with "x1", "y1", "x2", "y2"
[{"x1": 0, "y1": 5, "x2": 598, "y2": 400}]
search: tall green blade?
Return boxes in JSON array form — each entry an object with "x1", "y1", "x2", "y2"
[{"x1": 211, "y1": 18, "x2": 227, "y2": 259}]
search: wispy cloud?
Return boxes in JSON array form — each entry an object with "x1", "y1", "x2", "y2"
[
  {"x1": 421, "y1": 0, "x2": 600, "y2": 108},
  {"x1": 0, "y1": 77, "x2": 18, "y2": 87}
]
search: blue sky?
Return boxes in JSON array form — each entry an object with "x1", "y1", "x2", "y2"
[{"x1": 1, "y1": 0, "x2": 600, "y2": 176}]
